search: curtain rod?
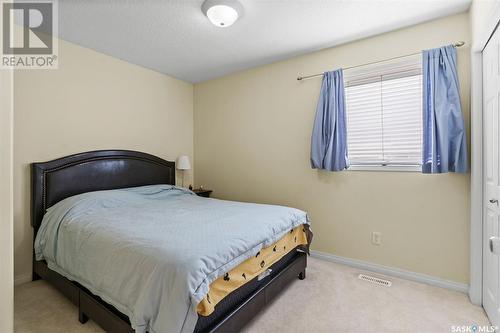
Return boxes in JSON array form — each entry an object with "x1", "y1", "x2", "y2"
[{"x1": 296, "y1": 41, "x2": 466, "y2": 81}]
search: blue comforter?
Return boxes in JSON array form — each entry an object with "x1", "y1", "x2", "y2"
[{"x1": 34, "y1": 185, "x2": 309, "y2": 333}]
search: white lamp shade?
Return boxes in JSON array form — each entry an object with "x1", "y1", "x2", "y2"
[
  {"x1": 177, "y1": 155, "x2": 191, "y2": 170},
  {"x1": 206, "y1": 5, "x2": 238, "y2": 27}
]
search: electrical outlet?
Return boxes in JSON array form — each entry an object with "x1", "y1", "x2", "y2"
[{"x1": 371, "y1": 232, "x2": 382, "y2": 245}]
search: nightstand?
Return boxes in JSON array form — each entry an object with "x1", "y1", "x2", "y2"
[{"x1": 192, "y1": 189, "x2": 212, "y2": 198}]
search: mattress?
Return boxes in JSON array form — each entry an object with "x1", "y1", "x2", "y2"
[
  {"x1": 197, "y1": 225, "x2": 308, "y2": 316},
  {"x1": 194, "y1": 247, "x2": 304, "y2": 333}
]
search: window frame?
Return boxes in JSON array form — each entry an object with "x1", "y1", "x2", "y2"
[
  {"x1": 347, "y1": 164, "x2": 422, "y2": 172},
  {"x1": 343, "y1": 55, "x2": 423, "y2": 172}
]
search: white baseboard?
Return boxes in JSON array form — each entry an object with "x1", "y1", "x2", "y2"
[
  {"x1": 14, "y1": 273, "x2": 32, "y2": 286},
  {"x1": 310, "y1": 250, "x2": 469, "y2": 293}
]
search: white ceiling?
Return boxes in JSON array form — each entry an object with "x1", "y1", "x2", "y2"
[{"x1": 55, "y1": 0, "x2": 471, "y2": 83}]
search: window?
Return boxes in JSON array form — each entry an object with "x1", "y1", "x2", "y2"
[{"x1": 344, "y1": 55, "x2": 423, "y2": 171}]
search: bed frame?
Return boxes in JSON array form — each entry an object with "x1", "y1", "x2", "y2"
[{"x1": 31, "y1": 150, "x2": 307, "y2": 333}]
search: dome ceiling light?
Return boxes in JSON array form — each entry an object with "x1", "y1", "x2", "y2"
[{"x1": 201, "y1": 0, "x2": 243, "y2": 28}]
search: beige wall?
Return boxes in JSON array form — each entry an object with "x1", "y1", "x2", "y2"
[
  {"x1": 13, "y1": 38, "x2": 194, "y2": 282},
  {"x1": 194, "y1": 13, "x2": 471, "y2": 283},
  {"x1": 0, "y1": 51, "x2": 14, "y2": 332}
]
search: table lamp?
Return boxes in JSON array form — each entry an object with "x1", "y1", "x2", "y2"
[{"x1": 176, "y1": 155, "x2": 191, "y2": 187}]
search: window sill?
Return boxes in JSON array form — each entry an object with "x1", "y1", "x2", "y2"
[{"x1": 347, "y1": 164, "x2": 422, "y2": 172}]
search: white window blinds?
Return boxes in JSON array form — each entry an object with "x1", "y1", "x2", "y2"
[{"x1": 344, "y1": 55, "x2": 423, "y2": 167}]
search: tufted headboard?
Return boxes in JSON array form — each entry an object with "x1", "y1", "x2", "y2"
[{"x1": 31, "y1": 150, "x2": 176, "y2": 235}]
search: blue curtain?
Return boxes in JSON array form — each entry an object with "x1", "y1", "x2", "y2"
[
  {"x1": 422, "y1": 45, "x2": 468, "y2": 173},
  {"x1": 310, "y1": 69, "x2": 349, "y2": 171}
]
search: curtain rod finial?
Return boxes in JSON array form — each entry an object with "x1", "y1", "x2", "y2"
[
  {"x1": 454, "y1": 41, "x2": 465, "y2": 47},
  {"x1": 297, "y1": 76, "x2": 303, "y2": 81}
]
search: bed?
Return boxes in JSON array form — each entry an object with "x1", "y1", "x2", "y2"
[{"x1": 31, "y1": 150, "x2": 311, "y2": 333}]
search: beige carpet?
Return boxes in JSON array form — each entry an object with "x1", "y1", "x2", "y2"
[{"x1": 15, "y1": 257, "x2": 488, "y2": 333}]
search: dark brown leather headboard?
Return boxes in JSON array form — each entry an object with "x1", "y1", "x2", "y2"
[{"x1": 31, "y1": 150, "x2": 175, "y2": 233}]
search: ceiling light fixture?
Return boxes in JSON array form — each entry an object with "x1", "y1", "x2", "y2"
[{"x1": 201, "y1": 0, "x2": 243, "y2": 28}]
